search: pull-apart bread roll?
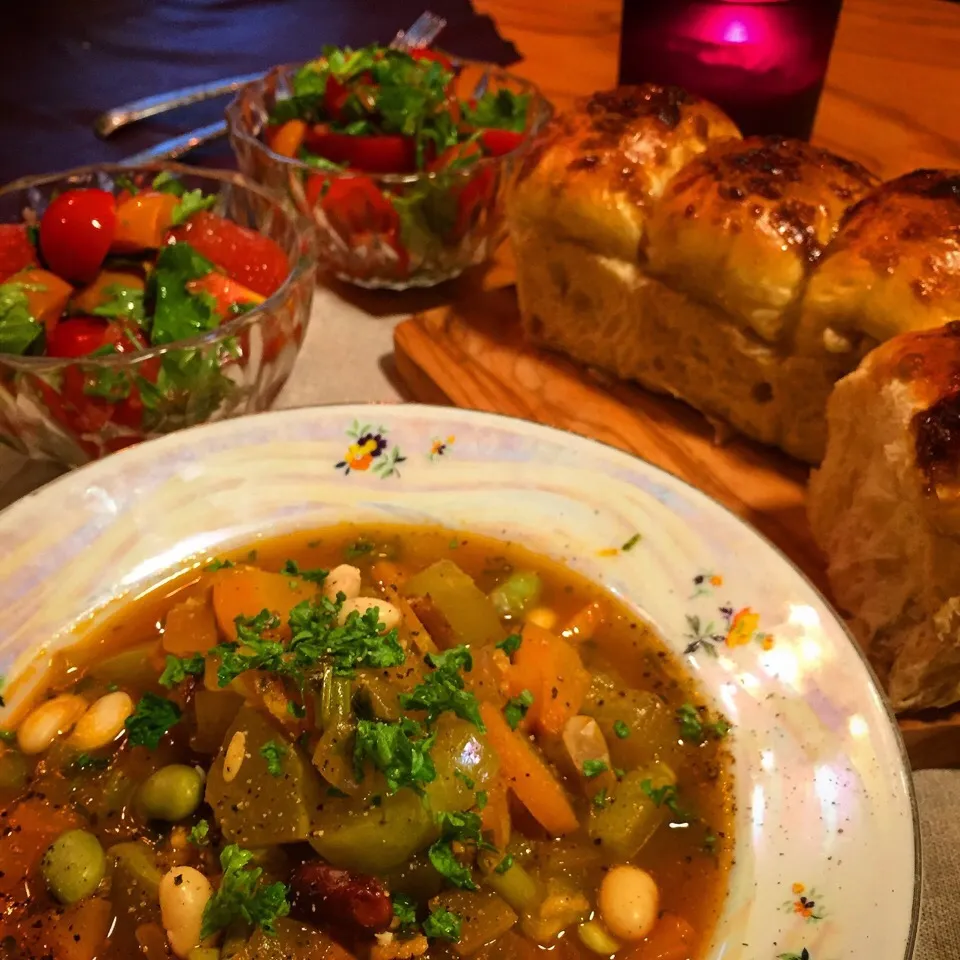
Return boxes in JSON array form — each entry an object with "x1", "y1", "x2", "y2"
[
  {"x1": 809, "y1": 322, "x2": 960, "y2": 712},
  {"x1": 507, "y1": 84, "x2": 885, "y2": 463}
]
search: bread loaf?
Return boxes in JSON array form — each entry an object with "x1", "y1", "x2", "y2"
[
  {"x1": 809, "y1": 323, "x2": 960, "y2": 712},
  {"x1": 506, "y1": 85, "x2": 960, "y2": 463}
]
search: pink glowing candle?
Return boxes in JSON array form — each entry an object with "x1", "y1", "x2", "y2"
[{"x1": 618, "y1": 0, "x2": 844, "y2": 138}]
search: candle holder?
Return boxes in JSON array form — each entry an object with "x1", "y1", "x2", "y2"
[{"x1": 618, "y1": 0, "x2": 844, "y2": 138}]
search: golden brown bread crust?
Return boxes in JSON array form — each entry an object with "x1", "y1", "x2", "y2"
[
  {"x1": 645, "y1": 137, "x2": 879, "y2": 342},
  {"x1": 510, "y1": 84, "x2": 741, "y2": 261},
  {"x1": 797, "y1": 170, "x2": 960, "y2": 355}
]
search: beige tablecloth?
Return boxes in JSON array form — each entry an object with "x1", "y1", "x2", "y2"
[{"x1": 0, "y1": 286, "x2": 955, "y2": 958}]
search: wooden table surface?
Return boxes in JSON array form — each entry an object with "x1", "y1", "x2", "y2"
[{"x1": 476, "y1": 0, "x2": 960, "y2": 179}]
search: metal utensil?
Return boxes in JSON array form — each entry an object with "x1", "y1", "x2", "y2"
[
  {"x1": 95, "y1": 73, "x2": 264, "y2": 139},
  {"x1": 105, "y1": 9, "x2": 446, "y2": 157}
]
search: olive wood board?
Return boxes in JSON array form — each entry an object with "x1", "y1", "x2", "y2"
[{"x1": 392, "y1": 284, "x2": 960, "y2": 771}]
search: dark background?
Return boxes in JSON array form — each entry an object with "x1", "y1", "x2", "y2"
[{"x1": 0, "y1": 0, "x2": 520, "y2": 183}]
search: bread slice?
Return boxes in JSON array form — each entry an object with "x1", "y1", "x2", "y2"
[
  {"x1": 512, "y1": 230, "x2": 851, "y2": 463},
  {"x1": 809, "y1": 323, "x2": 960, "y2": 711}
]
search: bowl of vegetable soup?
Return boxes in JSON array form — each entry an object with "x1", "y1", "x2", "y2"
[{"x1": 0, "y1": 404, "x2": 917, "y2": 960}]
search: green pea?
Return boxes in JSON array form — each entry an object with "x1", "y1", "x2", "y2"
[
  {"x1": 489, "y1": 570, "x2": 543, "y2": 618},
  {"x1": 0, "y1": 749, "x2": 28, "y2": 792},
  {"x1": 137, "y1": 764, "x2": 204, "y2": 821},
  {"x1": 41, "y1": 829, "x2": 106, "y2": 904}
]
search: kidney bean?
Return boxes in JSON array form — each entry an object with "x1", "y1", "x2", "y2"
[{"x1": 289, "y1": 860, "x2": 393, "y2": 932}]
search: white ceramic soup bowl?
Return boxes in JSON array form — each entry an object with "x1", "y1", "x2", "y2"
[{"x1": 0, "y1": 404, "x2": 918, "y2": 960}]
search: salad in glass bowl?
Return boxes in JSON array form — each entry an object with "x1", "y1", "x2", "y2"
[
  {"x1": 0, "y1": 164, "x2": 315, "y2": 466},
  {"x1": 227, "y1": 46, "x2": 552, "y2": 289}
]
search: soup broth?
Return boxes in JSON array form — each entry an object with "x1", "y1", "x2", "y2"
[{"x1": 0, "y1": 525, "x2": 732, "y2": 960}]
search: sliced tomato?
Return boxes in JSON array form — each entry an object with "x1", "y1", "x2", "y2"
[
  {"x1": 46, "y1": 316, "x2": 144, "y2": 359},
  {"x1": 410, "y1": 48, "x2": 454, "y2": 71},
  {"x1": 267, "y1": 119, "x2": 307, "y2": 158},
  {"x1": 112, "y1": 191, "x2": 180, "y2": 252},
  {"x1": 479, "y1": 129, "x2": 525, "y2": 157},
  {"x1": 304, "y1": 128, "x2": 416, "y2": 173},
  {"x1": 305, "y1": 173, "x2": 331, "y2": 209},
  {"x1": 0, "y1": 225, "x2": 38, "y2": 283},
  {"x1": 9, "y1": 268, "x2": 73, "y2": 335},
  {"x1": 39, "y1": 189, "x2": 117, "y2": 283},
  {"x1": 321, "y1": 177, "x2": 408, "y2": 276},
  {"x1": 168, "y1": 212, "x2": 290, "y2": 298}
]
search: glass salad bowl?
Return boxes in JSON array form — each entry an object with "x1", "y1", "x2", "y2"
[
  {"x1": 226, "y1": 61, "x2": 553, "y2": 290},
  {"x1": 0, "y1": 163, "x2": 316, "y2": 467}
]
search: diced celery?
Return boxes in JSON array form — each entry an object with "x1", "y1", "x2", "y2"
[{"x1": 489, "y1": 571, "x2": 542, "y2": 619}]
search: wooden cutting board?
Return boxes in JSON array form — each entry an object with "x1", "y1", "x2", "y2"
[{"x1": 393, "y1": 284, "x2": 960, "y2": 769}]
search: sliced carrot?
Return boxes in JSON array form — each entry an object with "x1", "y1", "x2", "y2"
[
  {"x1": 508, "y1": 623, "x2": 590, "y2": 736},
  {"x1": 0, "y1": 797, "x2": 81, "y2": 902},
  {"x1": 10, "y1": 268, "x2": 74, "y2": 333},
  {"x1": 560, "y1": 600, "x2": 607, "y2": 642},
  {"x1": 113, "y1": 192, "x2": 180, "y2": 252},
  {"x1": 268, "y1": 119, "x2": 308, "y2": 158},
  {"x1": 211, "y1": 567, "x2": 317, "y2": 641},
  {"x1": 466, "y1": 645, "x2": 511, "y2": 707},
  {"x1": 71, "y1": 268, "x2": 145, "y2": 315},
  {"x1": 45, "y1": 898, "x2": 113, "y2": 960},
  {"x1": 479, "y1": 701, "x2": 578, "y2": 836},
  {"x1": 163, "y1": 593, "x2": 219, "y2": 655},
  {"x1": 187, "y1": 272, "x2": 265, "y2": 317}
]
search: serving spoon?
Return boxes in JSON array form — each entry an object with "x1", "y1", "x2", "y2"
[{"x1": 106, "y1": 11, "x2": 447, "y2": 164}]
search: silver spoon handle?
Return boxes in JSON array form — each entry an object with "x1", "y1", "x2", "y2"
[
  {"x1": 95, "y1": 73, "x2": 264, "y2": 139},
  {"x1": 120, "y1": 121, "x2": 228, "y2": 165}
]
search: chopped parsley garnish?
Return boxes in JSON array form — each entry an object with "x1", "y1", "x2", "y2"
[
  {"x1": 281, "y1": 559, "x2": 328, "y2": 584},
  {"x1": 423, "y1": 905, "x2": 462, "y2": 942},
  {"x1": 454, "y1": 770, "x2": 475, "y2": 790},
  {"x1": 152, "y1": 171, "x2": 186, "y2": 196},
  {"x1": 259, "y1": 739, "x2": 288, "y2": 777},
  {"x1": 428, "y1": 809, "x2": 493, "y2": 891},
  {"x1": 613, "y1": 719, "x2": 631, "y2": 739},
  {"x1": 582, "y1": 759, "x2": 608, "y2": 779},
  {"x1": 399, "y1": 645, "x2": 484, "y2": 730},
  {"x1": 676, "y1": 703, "x2": 731, "y2": 742},
  {"x1": 201, "y1": 844, "x2": 290, "y2": 938},
  {"x1": 159, "y1": 653, "x2": 205, "y2": 688},
  {"x1": 81, "y1": 346, "x2": 133, "y2": 401},
  {"x1": 344, "y1": 538, "x2": 375, "y2": 559},
  {"x1": 495, "y1": 854, "x2": 514, "y2": 874},
  {"x1": 703, "y1": 829, "x2": 718, "y2": 855},
  {"x1": 68, "y1": 753, "x2": 110, "y2": 772},
  {"x1": 188, "y1": 820, "x2": 211, "y2": 847},
  {"x1": 353, "y1": 717, "x2": 437, "y2": 795},
  {"x1": 206, "y1": 558, "x2": 234, "y2": 571},
  {"x1": 503, "y1": 689, "x2": 534, "y2": 730},
  {"x1": 125, "y1": 692, "x2": 181, "y2": 749},
  {"x1": 621, "y1": 533, "x2": 642, "y2": 552},
  {"x1": 641, "y1": 779, "x2": 690, "y2": 822},
  {"x1": 475, "y1": 790, "x2": 488, "y2": 810},
  {"x1": 171, "y1": 189, "x2": 218, "y2": 226},
  {"x1": 592, "y1": 788, "x2": 609, "y2": 809},
  {"x1": 461, "y1": 88, "x2": 530, "y2": 133},
  {"x1": 0, "y1": 282, "x2": 43, "y2": 355},
  {"x1": 287, "y1": 700, "x2": 307, "y2": 718},
  {"x1": 149, "y1": 242, "x2": 219, "y2": 345},
  {"x1": 496, "y1": 633, "x2": 522, "y2": 657},
  {"x1": 114, "y1": 173, "x2": 139, "y2": 195},
  {"x1": 91, "y1": 284, "x2": 146, "y2": 325},
  {"x1": 392, "y1": 893, "x2": 419, "y2": 933}
]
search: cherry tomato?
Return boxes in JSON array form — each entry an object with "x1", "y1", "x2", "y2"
[
  {"x1": 305, "y1": 173, "x2": 331, "y2": 209},
  {"x1": 320, "y1": 177, "x2": 408, "y2": 276},
  {"x1": 39, "y1": 189, "x2": 117, "y2": 284},
  {"x1": 410, "y1": 49, "x2": 454, "y2": 71},
  {"x1": 479, "y1": 129, "x2": 525, "y2": 157},
  {"x1": 46, "y1": 317, "x2": 144, "y2": 359},
  {"x1": 168, "y1": 212, "x2": 290, "y2": 298},
  {"x1": 0, "y1": 225, "x2": 38, "y2": 284},
  {"x1": 304, "y1": 128, "x2": 417, "y2": 173}
]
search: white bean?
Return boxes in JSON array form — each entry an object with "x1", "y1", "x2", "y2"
[
  {"x1": 338, "y1": 597, "x2": 402, "y2": 631},
  {"x1": 17, "y1": 694, "x2": 88, "y2": 755},
  {"x1": 159, "y1": 866, "x2": 213, "y2": 958},
  {"x1": 222, "y1": 730, "x2": 246, "y2": 783},
  {"x1": 598, "y1": 865, "x2": 660, "y2": 942},
  {"x1": 323, "y1": 564, "x2": 362, "y2": 601},
  {"x1": 525, "y1": 607, "x2": 558, "y2": 631},
  {"x1": 69, "y1": 691, "x2": 134, "y2": 751}
]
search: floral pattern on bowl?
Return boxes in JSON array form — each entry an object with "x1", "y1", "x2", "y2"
[{"x1": 0, "y1": 404, "x2": 919, "y2": 960}]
